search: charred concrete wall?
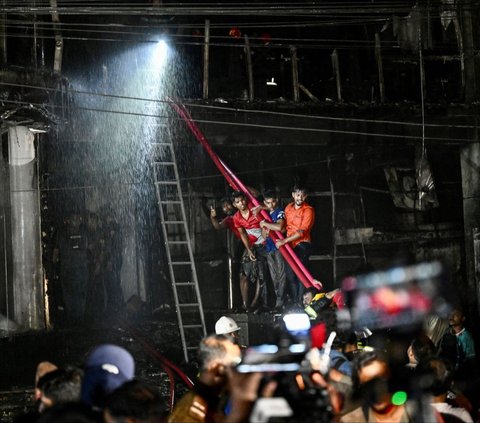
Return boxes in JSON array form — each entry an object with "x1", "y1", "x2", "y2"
[
  {"x1": 173, "y1": 105, "x2": 468, "y2": 310},
  {"x1": 1, "y1": 0, "x2": 480, "y2": 325}
]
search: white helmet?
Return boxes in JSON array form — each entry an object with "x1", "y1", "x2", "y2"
[{"x1": 215, "y1": 316, "x2": 240, "y2": 335}]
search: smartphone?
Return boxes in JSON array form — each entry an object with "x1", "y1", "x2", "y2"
[
  {"x1": 236, "y1": 343, "x2": 307, "y2": 373},
  {"x1": 236, "y1": 313, "x2": 311, "y2": 373}
]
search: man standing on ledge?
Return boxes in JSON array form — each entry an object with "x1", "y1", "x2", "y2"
[
  {"x1": 257, "y1": 189, "x2": 287, "y2": 311},
  {"x1": 275, "y1": 185, "x2": 315, "y2": 305},
  {"x1": 231, "y1": 191, "x2": 269, "y2": 312}
]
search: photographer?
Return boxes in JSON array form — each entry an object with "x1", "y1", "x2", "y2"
[
  {"x1": 238, "y1": 313, "x2": 345, "y2": 423},
  {"x1": 167, "y1": 335, "x2": 264, "y2": 423}
]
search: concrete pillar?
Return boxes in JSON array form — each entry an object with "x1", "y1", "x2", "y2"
[
  {"x1": 460, "y1": 142, "x2": 480, "y2": 316},
  {"x1": 8, "y1": 126, "x2": 44, "y2": 329}
]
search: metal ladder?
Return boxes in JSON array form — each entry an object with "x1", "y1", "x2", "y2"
[{"x1": 152, "y1": 141, "x2": 207, "y2": 363}]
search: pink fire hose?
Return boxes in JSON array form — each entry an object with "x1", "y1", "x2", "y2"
[{"x1": 168, "y1": 100, "x2": 322, "y2": 290}]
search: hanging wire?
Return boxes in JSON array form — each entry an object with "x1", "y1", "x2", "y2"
[
  {"x1": 2, "y1": 16, "x2": 398, "y2": 30},
  {"x1": 0, "y1": 1, "x2": 460, "y2": 20},
  {"x1": 0, "y1": 0, "x2": 463, "y2": 50},
  {"x1": 0, "y1": 31, "x2": 409, "y2": 50},
  {"x1": 419, "y1": 29, "x2": 426, "y2": 155},
  {"x1": 1, "y1": 97, "x2": 476, "y2": 143},
  {"x1": 3, "y1": 19, "x2": 401, "y2": 46},
  {"x1": 0, "y1": 81, "x2": 477, "y2": 130},
  {"x1": 418, "y1": 23, "x2": 427, "y2": 210},
  {"x1": 13, "y1": 149, "x2": 463, "y2": 195}
]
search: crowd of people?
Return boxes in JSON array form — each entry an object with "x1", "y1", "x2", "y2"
[
  {"x1": 12, "y1": 301, "x2": 479, "y2": 423},
  {"x1": 11, "y1": 186, "x2": 477, "y2": 422},
  {"x1": 15, "y1": 344, "x2": 162, "y2": 423}
]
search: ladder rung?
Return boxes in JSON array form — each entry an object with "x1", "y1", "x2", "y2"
[
  {"x1": 310, "y1": 255, "x2": 333, "y2": 261},
  {"x1": 310, "y1": 255, "x2": 364, "y2": 261},
  {"x1": 176, "y1": 282, "x2": 195, "y2": 286},
  {"x1": 159, "y1": 201, "x2": 182, "y2": 204},
  {"x1": 152, "y1": 142, "x2": 173, "y2": 147},
  {"x1": 153, "y1": 161, "x2": 175, "y2": 165},
  {"x1": 168, "y1": 241, "x2": 189, "y2": 245},
  {"x1": 171, "y1": 261, "x2": 192, "y2": 265},
  {"x1": 186, "y1": 346, "x2": 198, "y2": 350},
  {"x1": 164, "y1": 221, "x2": 184, "y2": 224},
  {"x1": 155, "y1": 181, "x2": 178, "y2": 185},
  {"x1": 179, "y1": 303, "x2": 199, "y2": 307},
  {"x1": 183, "y1": 324, "x2": 203, "y2": 329}
]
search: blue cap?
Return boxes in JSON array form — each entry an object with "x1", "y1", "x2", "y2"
[{"x1": 81, "y1": 344, "x2": 135, "y2": 408}]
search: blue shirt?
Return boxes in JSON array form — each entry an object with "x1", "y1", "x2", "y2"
[
  {"x1": 265, "y1": 208, "x2": 285, "y2": 253},
  {"x1": 318, "y1": 349, "x2": 352, "y2": 377},
  {"x1": 457, "y1": 328, "x2": 476, "y2": 361}
]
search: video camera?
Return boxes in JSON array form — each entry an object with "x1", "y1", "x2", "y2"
[
  {"x1": 341, "y1": 261, "x2": 451, "y2": 332},
  {"x1": 236, "y1": 313, "x2": 311, "y2": 373},
  {"x1": 236, "y1": 313, "x2": 334, "y2": 423},
  {"x1": 341, "y1": 261, "x2": 454, "y2": 416},
  {"x1": 235, "y1": 261, "x2": 453, "y2": 422}
]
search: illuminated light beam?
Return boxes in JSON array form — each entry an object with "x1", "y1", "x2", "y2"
[{"x1": 154, "y1": 39, "x2": 169, "y2": 67}]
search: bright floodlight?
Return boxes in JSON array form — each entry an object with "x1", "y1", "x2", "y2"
[{"x1": 154, "y1": 39, "x2": 169, "y2": 66}]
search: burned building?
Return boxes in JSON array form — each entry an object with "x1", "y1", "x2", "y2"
[{"x1": 0, "y1": 0, "x2": 479, "y2": 393}]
